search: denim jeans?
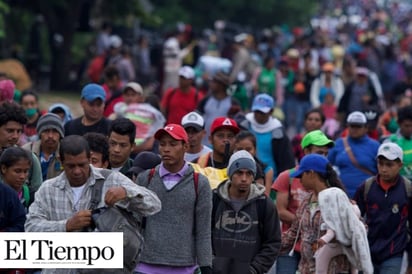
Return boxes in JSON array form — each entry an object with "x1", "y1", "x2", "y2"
[
  {"x1": 283, "y1": 97, "x2": 297, "y2": 130},
  {"x1": 294, "y1": 101, "x2": 311, "y2": 133},
  {"x1": 373, "y1": 256, "x2": 403, "y2": 274},
  {"x1": 266, "y1": 252, "x2": 300, "y2": 274}
]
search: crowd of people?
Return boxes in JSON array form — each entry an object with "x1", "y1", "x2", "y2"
[{"x1": 2, "y1": 0, "x2": 412, "y2": 274}]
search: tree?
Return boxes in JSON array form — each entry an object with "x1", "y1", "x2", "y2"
[
  {"x1": 9, "y1": 0, "x2": 152, "y2": 90},
  {"x1": 151, "y1": 0, "x2": 318, "y2": 29}
]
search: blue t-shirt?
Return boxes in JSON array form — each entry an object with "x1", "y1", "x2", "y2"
[
  {"x1": 328, "y1": 136, "x2": 379, "y2": 198},
  {"x1": 254, "y1": 131, "x2": 277, "y2": 177}
]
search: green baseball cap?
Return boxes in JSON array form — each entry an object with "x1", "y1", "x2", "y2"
[{"x1": 301, "y1": 130, "x2": 334, "y2": 149}]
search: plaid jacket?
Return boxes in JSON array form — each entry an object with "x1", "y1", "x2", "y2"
[{"x1": 25, "y1": 166, "x2": 161, "y2": 233}]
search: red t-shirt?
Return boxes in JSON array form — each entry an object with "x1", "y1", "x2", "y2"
[
  {"x1": 161, "y1": 86, "x2": 203, "y2": 124},
  {"x1": 102, "y1": 83, "x2": 124, "y2": 117}
]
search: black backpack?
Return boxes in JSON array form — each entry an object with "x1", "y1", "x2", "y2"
[{"x1": 86, "y1": 172, "x2": 144, "y2": 273}]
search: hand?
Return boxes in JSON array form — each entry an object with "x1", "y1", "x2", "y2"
[
  {"x1": 317, "y1": 238, "x2": 326, "y2": 248},
  {"x1": 66, "y1": 210, "x2": 92, "y2": 231},
  {"x1": 104, "y1": 186, "x2": 127, "y2": 206},
  {"x1": 407, "y1": 267, "x2": 412, "y2": 274}
]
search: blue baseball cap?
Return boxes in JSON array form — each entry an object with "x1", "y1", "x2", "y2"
[
  {"x1": 290, "y1": 154, "x2": 329, "y2": 178},
  {"x1": 81, "y1": 83, "x2": 106, "y2": 102},
  {"x1": 251, "y1": 94, "x2": 274, "y2": 113}
]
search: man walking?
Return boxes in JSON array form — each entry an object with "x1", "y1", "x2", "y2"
[
  {"x1": 108, "y1": 117, "x2": 135, "y2": 175},
  {"x1": 136, "y1": 124, "x2": 213, "y2": 274},
  {"x1": 212, "y1": 150, "x2": 281, "y2": 274},
  {"x1": 181, "y1": 111, "x2": 211, "y2": 162},
  {"x1": 64, "y1": 83, "x2": 111, "y2": 136},
  {"x1": 23, "y1": 113, "x2": 65, "y2": 181},
  {"x1": 354, "y1": 143, "x2": 412, "y2": 274}
]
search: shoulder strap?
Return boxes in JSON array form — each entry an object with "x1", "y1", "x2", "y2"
[
  {"x1": 364, "y1": 176, "x2": 412, "y2": 202},
  {"x1": 90, "y1": 169, "x2": 112, "y2": 210},
  {"x1": 363, "y1": 176, "x2": 377, "y2": 202},
  {"x1": 141, "y1": 168, "x2": 157, "y2": 231},
  {"x1": 288, "y1": 167, "x2": 296, "y2": 202},
  {"x1": 147, "y1": 167, "x2": 198, "y2": 196},
  {"x1": 197, "y1": 95, "x2": 209, "y2": 114},
  {"x1": 193, "y1": 172, "x2": 199, "y2": 200},
  {"x1": 211, "y1": 191, "x2": 220, "y2": 229},
  {"x1": 197, "y1": 152, "x2": 210, "y2": 168},
  {"x1": 90, "y1": 178, "x2": 105, "y2": 210},
  {"x1": 257, "y1": 197, "x2": 267, "y2": 236},
  {"x1": 22, "y1": 184, "x2": 30, "y2": 207},
  {"x1": 148, "y1": 168, "x2": 156, "y2": 186},
  {"x1": 343, "y1": 137, "x2": 375, "y2": 176},
  {"x1": 402, "y1": 176, "x2": 412, "y2": 198}
]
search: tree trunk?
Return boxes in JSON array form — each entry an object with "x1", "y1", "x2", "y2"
[
  {"x1": 49, "y1": 28, "x2": 75, "y2": 90},
  {"x1": 40, "y1": 0, "x2": 86, "y2": 90}
]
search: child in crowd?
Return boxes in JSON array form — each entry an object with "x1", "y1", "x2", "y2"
[
  {"x1": 315, "y1": 187, "x2": 372, "y2": 274},
  {"x1": 19, "y1": 90, "x2": 45, "y2": 145},
  {"x1": 233, "y1": 130, "x2": 273, "y2": 196},
  {"x1": 321, "y1": 91, "x2": 339, "y2": 137}
]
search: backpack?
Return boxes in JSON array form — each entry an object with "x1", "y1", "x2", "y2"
[
  {"x1": 147, "y1": 168, "x2": 199, "y2": 199},
  {"x1": 88, "y1": 173, "x2": 144, "y2": 273},
  {"x1": 363, "y1": 175, "x2": 412, "y2": 201}
]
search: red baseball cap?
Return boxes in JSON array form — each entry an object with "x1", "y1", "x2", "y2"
[
  {"x1": 154, "y1": 124, "x2": 189, "y2": 143},
  {"x1": 210, "y1": 117, "x2": 240, "y2": 135}
]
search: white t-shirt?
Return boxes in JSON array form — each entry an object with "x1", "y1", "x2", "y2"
[
  {"x1": 184, "y1": 145, "x2": 212, "y2": 162},
  {"x1": 71, "y1": 184, "x2": 86, "y2": 211},
  {"x1": 111, "y1": 166, "x2": 122, "y2": 172}
]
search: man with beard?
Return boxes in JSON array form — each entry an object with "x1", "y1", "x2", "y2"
[
  {"x1": 23, "y1": 113, "x2": 65, "y2": 181},
  {"x1": 135, "y1": 124, "x2": 213, "y2": 274}
]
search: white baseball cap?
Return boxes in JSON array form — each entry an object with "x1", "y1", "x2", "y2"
[
  {"x1": 377, "y1": 142, "x2": 403, "y2": 161},
  {"x1": 179, "y1": 66, "x2": 195, "y2": 79},
  {"x1": 109, "y1": 35, "x2": 122, "y2": 48},
  {"x1": 124, "y1": 82, "x2": 143, "y2": 95},
  {"x1": 347, "y1": 111, "x2": 367, "y2": 125},
  {"x1": 181, "y1": 111, "x2": 204, "y2": 131}
]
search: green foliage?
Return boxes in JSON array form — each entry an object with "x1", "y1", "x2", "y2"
[
  {"x1": 97, "y1": 0, "x2": 162, "y2": 27},
  {"x1": 71, "y1": 33, "x2": 94, "y2": 64},
  {"x1": 0, "y1": 0, "x2": 9, "y2": 38},
  {"x1": 151, "y1": 0, "x2": 318, "y2": 28}
]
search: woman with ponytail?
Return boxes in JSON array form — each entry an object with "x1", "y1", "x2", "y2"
[{"x1": 279, "y1": 154, "x2": 372, "y2": 274}]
